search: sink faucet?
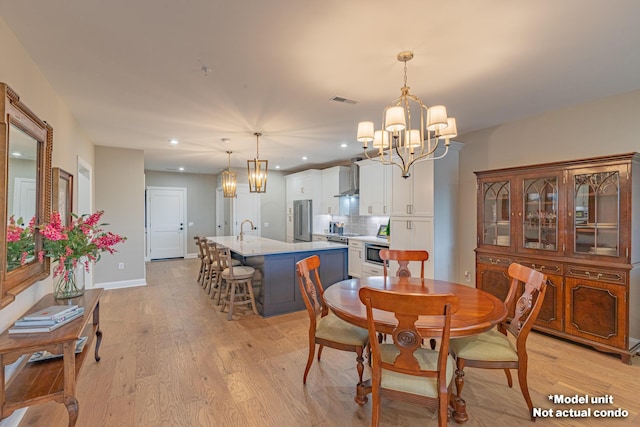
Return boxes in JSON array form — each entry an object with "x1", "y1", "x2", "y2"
[{"x1": 238, "y1": 219, "x2": 255, "y2": 241}]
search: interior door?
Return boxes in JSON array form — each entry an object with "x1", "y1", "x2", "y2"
[
  {"x1": 147, "y1": 187, "x2": 186, "y2": 260},
  {"x1": 232, "y1": 185, "x2": 260, "y2": 237}
]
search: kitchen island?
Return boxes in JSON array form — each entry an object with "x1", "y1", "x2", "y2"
[{"x1": 206, "y1": 236, "x2": 348, "y2": 316}]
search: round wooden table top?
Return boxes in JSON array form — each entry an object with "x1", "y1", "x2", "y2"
[{"x1": 323, "y1": 276, "x2": 508, "y2": 337}]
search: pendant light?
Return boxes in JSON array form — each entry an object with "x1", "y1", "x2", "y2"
[
  {"x1": 247, "y1": 132, "x2": 268, "y2": 193},
  {"x1": 222, "y1": 151, "x2": 237, "y2": 198},
  {"x1": 356, "y1": 51, "x2": 458, "y2": 179}
]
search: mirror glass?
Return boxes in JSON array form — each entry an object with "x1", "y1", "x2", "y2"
[{"x1": 6, "y1": 124, "x2": 38, "y2": 271}]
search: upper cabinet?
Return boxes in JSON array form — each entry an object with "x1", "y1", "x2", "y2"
[
  {"x1": 321, "y1": 166, "x2": 349, "y2": 215},
  {"x1": 390, "y1": 160, "x2": 435, "y2": 217},
  {"x1": 286, "y1": 169, "x2": 322, "y2": 202},
  {"x1": 358, "y1": 159, "x2": 391, "y2": 216},
  {"x1": 476, "y1": 155, "x2": 635, "y2": 263}
]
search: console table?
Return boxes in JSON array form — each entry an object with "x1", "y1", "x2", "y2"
[{"x1": 0, "y1": 289, "x2": 103, "y2": 426}]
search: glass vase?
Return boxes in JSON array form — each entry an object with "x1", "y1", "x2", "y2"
[{"x1": 54, "y1": 264, "x2": 85, "y2": 299}]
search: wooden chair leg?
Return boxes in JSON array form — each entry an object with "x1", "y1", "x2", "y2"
[
  {"x1": 455, "y1": 359, "x2": 465, "y2": 398},
  {"x1": 226, "y1": 282, "x2": 236, "y2": 320},
  {"x1": 517, "y1": 366, "x2": 534, "y2": 420},
  {"x1": 317, "y1": 345, "x2": 324, "y2": 361},
  {"x1": 355, "y1": 346, "x2": 364, "y2": 384},
  {"x1": 504, "y1": 368, "x2": 513, "y2": 388},
  {"x1": 303, "y1": 339, "x2": 315, "y2": 384}
]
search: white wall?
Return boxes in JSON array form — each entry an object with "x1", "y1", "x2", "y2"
[
  {"x1": 0, "y1": 17, "x2": 95, "y2": 327},
  {"x1": 456, "y1": 89, "x2": 640, "y2": 284},
  {"x1": 0, "y1": 16, "x2": 98, "y2": 426}
]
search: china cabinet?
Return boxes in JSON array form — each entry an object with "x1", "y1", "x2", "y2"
[{"x1": 475, "y1": 152, "x2": 640, "y2": 363}]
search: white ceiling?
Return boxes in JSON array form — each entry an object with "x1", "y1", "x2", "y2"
[{"x1": 2, "y1": 0, "x2": 640, "y2": 174}]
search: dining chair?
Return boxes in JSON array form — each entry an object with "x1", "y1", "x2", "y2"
[
  {"x1": 359, "y1": 287, "x2": 459, "y2": 427},
  {"x1": 449, "y1": 262, "x2": 547, "y2": 420},
  {"x1": 218, "y1": 246, "x2": 259, "y2": 319},
  {"x1": 295, "y1": 255, "x2": 369, "y2": 389},
  {"x1": 379, "y1": 249, "x2": 429, "y2": 278}
]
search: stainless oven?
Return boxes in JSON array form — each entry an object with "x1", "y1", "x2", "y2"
[{"x1": 364, "y1": 243, "x2": 387, "y2": 266}]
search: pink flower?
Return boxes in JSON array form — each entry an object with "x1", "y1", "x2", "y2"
[{"x1": 84, "y1": 211, "x2": 104, "y2": 227}]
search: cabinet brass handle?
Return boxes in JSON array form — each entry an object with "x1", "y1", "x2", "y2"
[{"x1": 489, "y1": 258, "x2": 500, "y2": 265}]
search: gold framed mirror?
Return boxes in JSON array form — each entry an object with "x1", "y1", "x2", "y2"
[{"x1": 1, "y1": 83, "x2": 52, "y2": 308}]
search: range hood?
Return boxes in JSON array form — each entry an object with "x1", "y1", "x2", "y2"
[{"x1": 334, "y1": 158, "x2": 361, "y2": 197}]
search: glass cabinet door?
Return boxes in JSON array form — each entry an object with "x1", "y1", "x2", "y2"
[
  {"x1": 572, "y1": 169, "x2": 621, "y2": 257},
  {"x1": 481, "y1": 180, "x2": 511, "y2": 247},
  {"x1": 522, "y1": 177, "x2": 558, "y2": 251}
]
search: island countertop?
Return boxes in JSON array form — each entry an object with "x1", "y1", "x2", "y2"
[{"x1": 206, "y1": 236, "x2": 346, "y2": 257}]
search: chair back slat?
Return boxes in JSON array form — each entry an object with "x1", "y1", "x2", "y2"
[
  {"x1": 359, "y1": 287, "x2": 458, "y2": 380},
  {"x1": 295, "y1": 255, "x2": 325, "y2": 319},
  {"x1": 505, "y1": 263, "x2": 548, "y2": 340},
  {"x1": 379, "y1": 249, "x2": 429, "y2": 278}
]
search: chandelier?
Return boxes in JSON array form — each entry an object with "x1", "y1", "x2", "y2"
[
  {"x1": 247, "y1": 132, "x2": 268, "y2": 193},
  {"x1": 222, "y1": 150, "x2": 237, "y2": 198},
  {"x1": 356, "y1": 51, "x2": 458, "y2": 179}
]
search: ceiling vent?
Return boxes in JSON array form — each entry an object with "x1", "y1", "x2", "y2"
[{"x1": 330, "y1": 96, "x2": 358, "y2": 105}]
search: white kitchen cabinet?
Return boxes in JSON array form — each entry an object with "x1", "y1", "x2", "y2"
[
  {"x1": 361, "y1": 262, "x2": 384, "y2": 278},
  {"x1": 286, "y1": 205, "x2": 293, "y2": 243},
  {"x1": 390, "y1": 161, "x2": 434, "y2": 216},
  {"x1": 358, "y1": 159, "x2": 391, "y2": 216},
  {"x1": 321, "y1": 166, "x2": 349, "y2": 215},
  {"x1": 286, "y1": 170, "x2": 323, "y2": 241},
  {"x1": 388, "y1": 142, "x2": 462, "y2": 281},
  {"x1": 287, "y1": 169, "x2": 322, "y2": 201},
  {"x1": 348, "y1": 239, "x2": 363, "y2": 278},
  {"x1": 389, "y1": 217, "x2": 435, "y2": 279}
]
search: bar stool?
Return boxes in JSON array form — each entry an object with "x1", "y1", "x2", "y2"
[
  {"x1": 208, "y1": 243, "x2": 240, "y2": 302},
  {"x1": 194, "y1": 236, "x2": 206, "y2": 285},
  {"x1": 218, "y1": 246, "x2": 259, "y2": 320}
]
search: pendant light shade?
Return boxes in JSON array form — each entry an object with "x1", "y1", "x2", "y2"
[
  {"x1": 222, "y1": 151, "x2": 237, "y2": 198},
  {"x1": 247, "y1": 132, "x2": 268, "y2": 193}
]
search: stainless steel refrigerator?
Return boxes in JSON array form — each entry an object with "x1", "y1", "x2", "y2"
[{"x1": 293, "y1": 199, "x2": 312, "y2": 242}]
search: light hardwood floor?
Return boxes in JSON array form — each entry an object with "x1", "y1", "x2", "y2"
[{"x1": 19, "y1": 258, "x2": 640, "y2": 426}]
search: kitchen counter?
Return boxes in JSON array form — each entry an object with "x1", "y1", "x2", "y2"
[
  {"x1": 346, "y1": 235, "x2": 390, "y2": 245},
  {"x1": 206, "y1": 236, "x2": 346, "y2": 256},
  {"x1": 206, "y1": 236, "x2": 348, "y2": 317}
]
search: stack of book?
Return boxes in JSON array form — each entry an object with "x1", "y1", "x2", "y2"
[{"x1": 8, "y1": 304, "x2": 85, "y2": 334}]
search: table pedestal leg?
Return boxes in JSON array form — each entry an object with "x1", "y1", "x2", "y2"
[
  {"x1": 355, "y1": 379, "x2": 372, "y2": 406},
  {"x1": 450, "y1": 394, "x2": 468, "y2": 423}
]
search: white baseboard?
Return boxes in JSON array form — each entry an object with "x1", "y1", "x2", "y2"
[
  {"x1": 95, "y1": 278, "x2": 147, "y2": 290},
  {"x1": 185, "y1": 252, "x2": 197, "y2": 259}
]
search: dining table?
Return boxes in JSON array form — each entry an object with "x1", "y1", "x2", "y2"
[{"x1": 323, "y1": 275, "x2": 508, "y2": 424}]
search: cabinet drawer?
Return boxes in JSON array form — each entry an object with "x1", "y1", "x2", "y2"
[
  {"x1": 566, "y1": 265, "x2": 626, "y2": 285},
  {"x1": 477, "y1": 254, "x2": 513, "y2": 267},
  {"x1": 515, "y1": 258, "x2": 563, "y2": 275}
]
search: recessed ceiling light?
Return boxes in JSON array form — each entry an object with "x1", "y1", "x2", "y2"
[
  {"x1": 302, "y1": 156, "x2": 308, "y2": 160},
  {"x1": 340, "y1": 143, "x2": 348, "y2": 148},
  {"x1": 178, "y1": 167, "x2": 184, "y2": 171},
  {"x1": 169, "y1": 139, "x2": 179, "y2": 145},
  {"x1": 12, "y1": 152, "x2": 21, "y2": 157},
  {"x1": 275, "y1": 165, "x2": 280, "y2": 169},
  {"x1": 222, "y1": 138, "x2": 230, "y2": 143}
]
